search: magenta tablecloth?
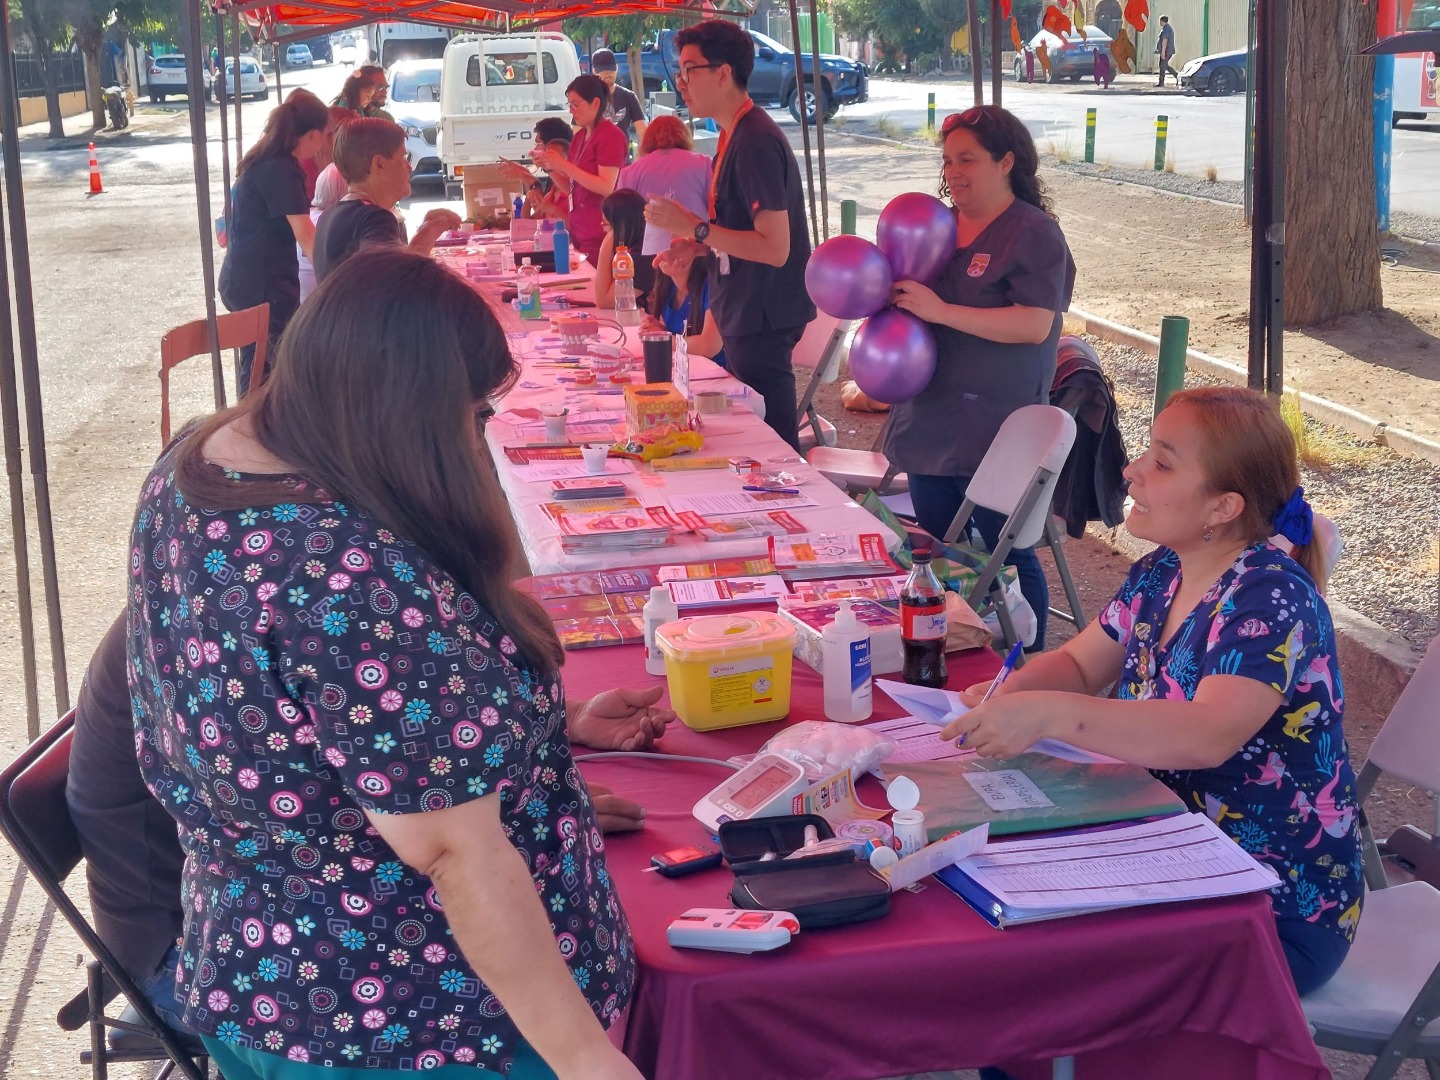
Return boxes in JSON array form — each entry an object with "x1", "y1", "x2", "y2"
[{"x1": 562, "y1": 642, "x2": 1329, "y2": 1080}]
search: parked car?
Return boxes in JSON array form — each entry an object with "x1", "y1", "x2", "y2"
[
  {"x1": 1014, "y1": 25, "x2": 1114, "y2": 82},
  {"x1": 1179, "y1": 48, "x2": 1248, "y2": 95},
  {"x1": 389, "y1": 58, "x2": 443, "y2": 182},
  {"x1": 284, "y1": 43, "x2": 313, "y2": 70},
  {"x1": 337, "y1": 34, "x2": 359, "y2": 66},
  {"x1": 626, "y1": 27, "x2": 868, "y2": 123},
  {"x1": 147, "y1": 54, "x2": 198, "y2": 102},
  {"x1": 211, "y1": 56, "x2": 269, "y2": 102},
  {"x1": 303, "y1": 35, "x2": 333, "y2": 64}
]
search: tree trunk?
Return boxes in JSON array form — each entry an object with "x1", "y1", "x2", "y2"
[
  {"x1": 627, "y1": 43, "x2": 645, "y2": 109},
  {"x1": 1282, "y1": 0, "x2": 1382, "y2": 325},
  {"x1": 18, "y1": 0, "x2": 67, "y2": 138},
  {"x1": 82, "y1": 47, "x2": 104, "y2": 129}
]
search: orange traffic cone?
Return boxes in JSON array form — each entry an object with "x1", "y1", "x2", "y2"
[{"x1": 87, "y1": 142, "x2": 104, "y2": 195}]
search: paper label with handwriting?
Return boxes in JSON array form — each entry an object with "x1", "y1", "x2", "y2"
[{"x1": 963, "y1": 770, "x2": 1056, "y2": 812}]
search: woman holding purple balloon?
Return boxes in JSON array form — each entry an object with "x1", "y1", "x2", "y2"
[{"x1": 878, "y1": 106, "x2": 1075, "y2": 652}]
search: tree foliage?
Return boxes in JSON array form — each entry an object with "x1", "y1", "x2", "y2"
[{"x1": 830, "y1": 0, "x2": 939, "y2": 70}]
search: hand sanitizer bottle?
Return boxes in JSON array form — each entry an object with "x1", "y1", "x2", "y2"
[{"x1": 822, "y1": 599, "x2": 873, "y2": 723}]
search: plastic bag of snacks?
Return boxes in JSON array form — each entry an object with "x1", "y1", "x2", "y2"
[{"x1": 613, "y1": 424, "x2": 704, "y2": 462}]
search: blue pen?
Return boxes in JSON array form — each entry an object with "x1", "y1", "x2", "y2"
[{"x1": 958, "y1": 641, "x2": 1024, "y2": 746}]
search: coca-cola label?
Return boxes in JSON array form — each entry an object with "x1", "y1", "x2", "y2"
[{"x1": 901, "y1": 602, "x2": 947, "y2": 641}]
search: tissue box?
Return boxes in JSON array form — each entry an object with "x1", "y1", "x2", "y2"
[
  {"x1": 625, "y1": 383, "x2": 691, "y2": 435},
  {"x1": 776, "y1": 599, "x2": 903, "y2": 676}
]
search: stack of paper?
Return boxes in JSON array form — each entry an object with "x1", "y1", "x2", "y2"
[
  {"x1": 767, "y1": 533, "x2": 894, "y2": 581},
  {"x1": 937, "y1": 813, "x2": 1281, "y2": 927},
  {"x1": 666, "y1": 576, "x2": 790, "y2": 609},
  {"x1": 551, "y1": 505, "x2": 678, "y2": 554}
]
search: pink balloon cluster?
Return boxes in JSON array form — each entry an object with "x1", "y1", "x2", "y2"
[{"x1": 802, "y1": 192, "x2": 957, "y2": 404}]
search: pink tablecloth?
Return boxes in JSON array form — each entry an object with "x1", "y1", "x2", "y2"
[{"x1": 562, "y1": 642, "x2": 1329, "y2": 1080}]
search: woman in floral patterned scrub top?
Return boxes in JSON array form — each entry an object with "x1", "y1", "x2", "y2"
[
  {"x1": 128, "y1": 250, "x2": 667, "y2": 1080},
  {"x1": 941, "y1": 387, "x2": 1362, "y2": 996}
]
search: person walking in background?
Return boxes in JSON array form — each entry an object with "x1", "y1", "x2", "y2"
[
  {"x1": 643, "y1": 18, "x2": 814, "y2": 450},
  {"x1": 588, "y1": 48, "x2": 647, "y2": 148},
  {"x1": 217, "y1": 88, "x2": 328, "y2": 394},
  {"x1": 1155, "y1": 16, "x2": 1178, "y2": 86}
]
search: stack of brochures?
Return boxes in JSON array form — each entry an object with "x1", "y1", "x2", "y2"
[
  {"x1": 516, "y1": 569, "x2": 658, "y2": 649},
  {"x1": 551, "y1": 505, "x2": 678, "y2": 554},
  {"x1": 937, "y1": 814, "x2": 1282, "y2": 927},
  {"x1": 665, "y1": 576, "x2": 789, "y2": 608},
  {"x1": 549, "y1": 476, "x2": 628, "y2": 500},
  {"x1": 767, "y1": 532, "x2": 894, "y2": 581}
]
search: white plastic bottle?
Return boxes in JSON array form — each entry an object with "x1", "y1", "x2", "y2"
[
  {"x1": 821, "y1": 600, "x2": 873, "y2": 723},
  {"x1": 643, "y1": 586, "x2": 679, "y2": 677},
  {"x1": 517, "y1": 257, "x2": 541, "y2": 321}
]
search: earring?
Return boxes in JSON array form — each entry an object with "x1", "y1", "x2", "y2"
[{"x1": 1203, "y1": 527, "x2": 1214, "y2": 543}]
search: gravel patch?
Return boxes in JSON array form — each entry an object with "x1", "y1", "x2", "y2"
[{"x1": 1092, "y1": 336, "x2": 1439, "y2": 650}]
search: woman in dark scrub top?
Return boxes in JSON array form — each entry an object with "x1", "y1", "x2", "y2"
[{"x1": 881, "y1": 105, "x2": 1076, "y2": 652}]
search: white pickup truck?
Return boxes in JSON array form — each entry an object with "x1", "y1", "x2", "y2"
[{"x1": 439, "y1": 32, "x2": 582, "y2": 201}]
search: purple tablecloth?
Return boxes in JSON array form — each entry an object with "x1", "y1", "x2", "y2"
[{"x1": 563, "y1": 641, "x2": 1329, "y2": 1080}]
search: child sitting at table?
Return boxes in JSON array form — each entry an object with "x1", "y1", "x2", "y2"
[
  {"x1": 593, "y1": 188, "x2": 655, "y2": 311},
  {"x1": 942, "y1": 386, "x2": 1362, "y2": 998},
  {"x1": 642, "y1": 239, "x2": 725, "y2": 369},
  {"x1": 311, "y1": 117, "x2": 461, "y2": 284}
]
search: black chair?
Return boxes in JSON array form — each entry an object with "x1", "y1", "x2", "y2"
[{"x1": 0, "y1": 711, "x2": 209, "y2": 1080}]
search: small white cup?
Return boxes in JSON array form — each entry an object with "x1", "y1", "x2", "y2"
[
  {"x1": 457, "y1": 221, "x2": 476, "y2": 235},
  {"x1": 581, "y1": 444, "x2": 610, "y2": 474},
  {"x1": 543, "y1": 413, "x2": 568, "y2": 442}
]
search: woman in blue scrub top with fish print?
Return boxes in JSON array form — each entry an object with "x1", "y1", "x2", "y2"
[
  {"x1": 941, "y1": 387, "x2": 1361, "y2": 997},
  {"x1": 881, "y1": 106, "x2": 1076, "y2": 652}
]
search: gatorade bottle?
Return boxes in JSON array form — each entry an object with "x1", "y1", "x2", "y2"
[
  {"x1": 900, "y1": 546, "x2": 948, "y2": 687},
  {"x1": 612, "y1": 243, "x2": 638, "y2": 325},
  {"x1": 517, "y1": 257, "x2": 542, "y2": 320},
  {"x1": 552, "y1": 219, "x2": 570, "y2": 273}
]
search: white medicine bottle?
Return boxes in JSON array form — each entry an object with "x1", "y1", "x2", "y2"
[
  {"x1": 822, "y1": 599, "x2": 873, "y2": 723},
  {"x1": 643, "y1": 586, "x2": 678, "y2": 677}
]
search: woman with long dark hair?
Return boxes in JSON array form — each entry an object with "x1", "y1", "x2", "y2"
[
  {"x1": 218, "y1": 88, "x2": 328, "y2": 394},
  {"x1": 594, "y1": 188, "x2": 654, "y2": 309},
  {"x1": 130, "y1": 249, "x2": 669, "y2": 1080},
  {"x1": 532, "y1": 74, "x2": 626, "y2": 263},
  {"x1": 880, "y1": 104, "x2": 1077, "y2": 652},
  {"x1": 643, "y1": 239, "x2": 724, "y2": 367}
]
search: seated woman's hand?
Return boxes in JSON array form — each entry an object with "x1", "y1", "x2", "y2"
[
  {"x1": 586, "y1": 782, "x2": 646, "y2": 833},
  {"x1": 568, "y1": 686, "x2": 676, "y2": 751},
  {"x1": 940, "y1": 691, "x2": 1051, "y2": 759},
  {"x1": 639, "y1": 313, "x2": 666, "y2": 335}
]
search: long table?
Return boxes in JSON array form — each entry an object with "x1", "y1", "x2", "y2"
[
  {"x1": 560, "y1": 642, "x2": 1328, "y2": 1080},
  {"x1": 451, "y1": 257, "x2": 887, "y2": 575}
]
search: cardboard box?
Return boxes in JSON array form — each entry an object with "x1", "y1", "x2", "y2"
[
  {"x1": 460, "y1": 163, "x2": 525, "y2": 228},
  {"x1": 777, "y1": 599, "x2": 904, "y2": 676},
  {"x1": 624, "y1": 383, "x2": 691, "y2": 435}
]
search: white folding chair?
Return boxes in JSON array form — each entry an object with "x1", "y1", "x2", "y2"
[
  {"x1": 807, "y1": 434, "x2": 910, "y2": 497},
  {"x1": 940, "y1": 404, "x2": 1080, "y2": 651},
  {"x1": 1301, "y1": 638, "x2": 1440, "y2": 1079},
  {"x1": 1270, "y1": 511, "x2": 1343, "y2": 584},
  {"x1": 792, "y1": 313, "x2": 846, "y2": 454}
]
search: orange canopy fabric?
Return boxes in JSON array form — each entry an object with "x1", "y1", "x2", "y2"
[{"x1": 219, "y1": 0, "x2": 754, "y2": 39}]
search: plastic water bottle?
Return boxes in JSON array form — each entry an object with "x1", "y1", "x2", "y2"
[
  {"x1": 513, "y1": 195, "x2": 525, "y2": 220},
  {"x1": 612, "y1": 243, "x2": 638, "y2": 325},
  {"x1": 537, "y1": 219, "x2": 555, "y2": 252},
  {"x1": 822, "y1": 600, "x2": 873, "y2": 723},
  {"x1": 552, "y1": 219, "x2": 570, "y2": 273},
  {"x1": 517, "y1": 257, "x2": 542, "y2": 321},
  {"x1": 643, "y1": 586, "x2": 678, "y2": 676}
]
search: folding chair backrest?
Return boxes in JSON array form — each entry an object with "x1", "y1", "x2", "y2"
[
  {"x1": 159, "y1": 303, "x2": 270, "y2": 444},
  {"x1": 965, "y1": 405, "x2": 1077, "y2": 548},
  {"x1": 794, "y1": 314, "x2": 846, "y2": 405},
  {"x1": 0, "y1": 713, "x2": 81, "y2": 883},
  {"x1": 1367, "y1": 637, "x2": 1440, "y2": 798}
]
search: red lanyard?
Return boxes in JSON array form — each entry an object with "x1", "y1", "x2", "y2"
[{"x1": 708, "y1": 98, "x2": 754, "y2": 221}]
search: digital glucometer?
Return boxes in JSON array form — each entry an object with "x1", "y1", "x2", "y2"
[
  {"x1": 666, "y1": 908, "x2": 799, "y2": 953},
  {"x1": 692, "y1": 753, "x2": 810, "y2": 832}
]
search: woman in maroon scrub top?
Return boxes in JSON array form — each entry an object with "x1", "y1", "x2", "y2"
[
  {"x1": 881, "y1": 105, "x2": 1076, "y2": 652},
  {"x1": 533, "y1": 75, "x2": 627, "y2": 264}
]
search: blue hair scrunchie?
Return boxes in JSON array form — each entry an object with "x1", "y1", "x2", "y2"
[{"x1": 1272, "y1": 487, "x2": 1314, "y2": 547}]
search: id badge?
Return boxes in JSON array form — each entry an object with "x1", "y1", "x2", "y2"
[{"x1": 718, "y1": 252, "x2": 731, "y2": 276}]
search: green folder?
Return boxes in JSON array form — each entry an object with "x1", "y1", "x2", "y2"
[{"x1": 885, "y1": 755, "x2": 1188, "y2": 841}]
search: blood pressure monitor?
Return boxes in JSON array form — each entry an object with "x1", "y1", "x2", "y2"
[{"x1": 693, "y1": 753, "x2": 810, "y2": 832}]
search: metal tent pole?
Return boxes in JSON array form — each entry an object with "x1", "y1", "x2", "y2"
[
  {"x1": 990, "y1": 0, "x2": 1003, "y2": 106},
  {"x1": 808, "y1": 0, "x2": 829, "y2": 239},
  {"x1": 0, "y1": 4, "x2": 68, "y2": 717},
  {"x1": 275, "y1": 43, "x2": 284, "y2": 99},
  {"x1": 232, "y1": 14, "x2": 243, "y2": 159},
  {"x1": 1264, "y1": 0, "x2": 1288, "y2": 395},
  {"x1": 186, "y1": 0, "x2": 226, "y2": 410},
  {"x1": 1246, "y1": 0, "x2": 1273, "y2": 389},
  {"x1": 787, "y1": 2, "x2": 820, "y2": 244},
  {"x1": 216, "y1": 12, "x2": 234, "y2": 227}
]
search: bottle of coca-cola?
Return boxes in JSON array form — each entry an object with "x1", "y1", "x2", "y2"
[{"x1": 900, "y1": 545, "x2": 948, "y2": 687}]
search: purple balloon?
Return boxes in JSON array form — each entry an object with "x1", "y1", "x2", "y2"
[
  {"x1": 848, "y1": 308, "x2": 937, "y2": 405},
  {"x1": 804, "y1": 235, "x2": 894, "y2": 320},
  {"x1": 876, "y1": 192, "x2": 958, "y2": 284}
]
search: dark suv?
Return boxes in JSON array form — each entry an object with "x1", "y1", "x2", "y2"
[{"x1": 303, "y1": 35, "x2": 333, "y2": 64}]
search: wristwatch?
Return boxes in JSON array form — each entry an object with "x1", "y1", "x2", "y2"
[{"x1": 693, "y1": 221, "x2": 710, "y2": 243}]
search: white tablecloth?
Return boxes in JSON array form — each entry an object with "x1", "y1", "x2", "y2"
[{"x1": 466, "y1": 269, "x2": 886, "y2": 575}]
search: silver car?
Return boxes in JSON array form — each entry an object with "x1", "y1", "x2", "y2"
[
  {"x1": 147, "y1": 54, "x2": 195, "y2": 103},
  {"x1": 211, "y1": 56, "x2": 269, "y2": 103},
  {"x1": 388, "y1": 59, "x2": 443, "y2": 182}
]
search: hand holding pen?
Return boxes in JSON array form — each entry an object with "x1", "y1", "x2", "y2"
[{"x1": 954, "y1": 641, "x2": 1023, "y2": 748}]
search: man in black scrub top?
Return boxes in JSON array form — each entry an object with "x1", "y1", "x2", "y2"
[{"x1": 644, "y1": 19, "x2": 814, "y2": 450}]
